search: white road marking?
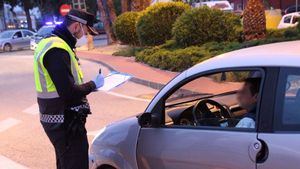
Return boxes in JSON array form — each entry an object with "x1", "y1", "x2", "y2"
[
  {"x1": 106, "y1": 91, "x2": 151, "y2": 102},
  {"x1": 0, "y1": 155, "x2": 29, "y2": 169},
  {"x1": 22, "y1": 103, "x2": 39, "y2": 115},
  {"x1": 0, "y1": 118, "x2": 21, "y2": 133}
]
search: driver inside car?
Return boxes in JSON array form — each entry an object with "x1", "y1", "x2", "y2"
[{"x1": 235, "y1": 78, "x2": 261, "y2": 128}]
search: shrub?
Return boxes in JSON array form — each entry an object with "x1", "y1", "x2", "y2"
[
  {"x1": 114, "y1": 12, "x2": 140, "y2": 45},
  {"x1": 136, "y1": 2, "x2": 190, "y2": 46},
  {"x1": 284, "y1": 28, "x2": 299, "y2": 38},
  {"x1": 266, "y1": 29, "x2": 286, "y2": 38},
  {"x1": 136, "y1": 46, "x2": 210, "y2": 71},
  {"x1": 112, "y1": 46, "x2": 146, "y2": 57},
  {"x1": 172, "y1": 7, "x2": 242, "y2": 47}
]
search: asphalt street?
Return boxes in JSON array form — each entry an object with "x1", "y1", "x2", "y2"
[{"x1": 0, "y1": 50, "x2": 158, "y2": 169}]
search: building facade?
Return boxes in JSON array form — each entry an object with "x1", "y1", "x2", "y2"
[{"x1": 229, "y1": 0, "x2": 297, "y2": 11}]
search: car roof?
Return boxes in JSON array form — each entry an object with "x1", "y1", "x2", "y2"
[
  {"x1": 284, "y1": 12, "x2": 300, "y2": 16},
  {"x1": 187, "y1": 41, "x2": 300, "y2": 75},
  {"x1": 1, "y1": 29, "x2": 33, "y2": 32}
]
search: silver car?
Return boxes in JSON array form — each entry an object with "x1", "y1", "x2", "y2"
[
  {"x1": 0, "y1": 29, "x2": 35, "y2": 52},
  {"x1": 89, "y1": 41, "x2": 300, "y2": 169}
]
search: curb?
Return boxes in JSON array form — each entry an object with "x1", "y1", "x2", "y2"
[{"x1": 81, "y1": 57, "x2": 166, "y2": 90}]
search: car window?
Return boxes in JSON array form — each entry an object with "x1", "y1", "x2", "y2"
[
  {"x1": 13, "y1": 31, "x2": 22, "y2": 38},
  {"x1": 279, "y1": 74, "x2": 300, "y2": 126},
  {"x1": 284, "y1": 15, "x2": 292, "y2": 24},
  {"x1": 164, "y1": 70, "x2": 263, "y2": 130},
  {"x1": 274, "y1": 68, "x2": 300, "y2": 131},
  {"x1": 23, "y1": 31, "x2": 33, "y2": 37},
  {"x1": 37, "y1": 26, "x2": 54, "y2": 37}
]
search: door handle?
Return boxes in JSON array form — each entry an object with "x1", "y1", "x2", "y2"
[{"x1": 248, "y1": 139, "x2": 269, "y2": 163}]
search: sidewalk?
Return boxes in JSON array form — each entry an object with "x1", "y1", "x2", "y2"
[{"x1": 77, "y1": 50, "x2": 178, "y2": 89}]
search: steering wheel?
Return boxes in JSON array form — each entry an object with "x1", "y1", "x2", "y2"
[{"x1": 192, "y1": 99, "x2": 231, "y2": 126}]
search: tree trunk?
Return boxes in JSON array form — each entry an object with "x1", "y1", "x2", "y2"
[
  {"x1": 97, "y1": 0, "x2": 117, "y2": 44},
  {"x1": 131, "y1": 0, "x2": 151, "y2": 11},
  {"x1": 0, "y1": 0, "x2": 6, "y2": 30},
  {"x1": 23, "y1": 0, "x2": 32, "y2": 30},
  {"x1": 121, "y1": 0, "x2": 132, "y2": 13}
]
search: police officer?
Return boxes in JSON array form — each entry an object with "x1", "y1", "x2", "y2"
[{"x1": 33, "y1": 9, "x2": 104, "y2": 169}]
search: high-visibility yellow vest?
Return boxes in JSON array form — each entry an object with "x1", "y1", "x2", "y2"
[{"x1": 34, "y1": 36, "x2": 83, "y2": 99}]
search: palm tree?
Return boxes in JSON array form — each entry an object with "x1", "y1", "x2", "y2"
[{"x1": 243, "y1": 0, "x2": 266, "y2": 41}]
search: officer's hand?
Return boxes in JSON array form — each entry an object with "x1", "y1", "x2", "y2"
[{"x1": 92, "y1": 74, "x2": 104, "y2": 88}]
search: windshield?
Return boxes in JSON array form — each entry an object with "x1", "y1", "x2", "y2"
[
  {"x1": 0, "y1": 31, "x2": 14, "y2": 38},
  {"x1": 37, "y1": 26, "x2": 54, "y2": 37},
  {"x1": 165, "y1": 71, "x2": 258, "y2": 106}
]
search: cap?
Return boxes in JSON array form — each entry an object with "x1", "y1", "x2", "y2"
[{"x1": 66, "y1": 9, "x2": 99, "y2": 36}]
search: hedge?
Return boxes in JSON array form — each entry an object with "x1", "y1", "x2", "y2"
[
  {"x1": 136, "y1": 2, "x2": 190, "y2": 46},
  {"x1": 172, "y1": 7, "x2": 242, "y2": 47}
]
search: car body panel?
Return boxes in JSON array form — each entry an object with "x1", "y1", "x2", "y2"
[
  {"x1": 89, "y1": 117, "x2": 141, "y2": 169},
  {"x1": 257, "y1": 134, "x2": 300, "y2": 169},
  {"x1": 137, "y1": 128, "x2": 257, "y2": 169}
]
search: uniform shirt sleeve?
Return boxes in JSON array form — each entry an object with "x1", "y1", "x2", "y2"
[
  {"x1": 236, "y1": 117, "x2": 255, "y2": 129},
  {"x1": 43, "y1": 48, "x2": 96, "y2": 102}
]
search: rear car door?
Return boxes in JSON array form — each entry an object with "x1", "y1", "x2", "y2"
[
  {"x1": 137, "y1": 68, "x2": 274, "y2": 169},
  {"x1": 258, "y1": 67, "x2": 300, "y2": 169}
]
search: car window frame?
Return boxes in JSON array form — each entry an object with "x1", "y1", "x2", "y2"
[
  {"x1": 22, "y1": 30, "x2": 33, "y2": 37},
  {"x1": 150, "y1": 67, "x2": 267, "y2": 132},
  {"x1": 273, "y1": 67, "x2": 300, "y2": 132},
  {"x1": 284, "y1": 15, "x2": 292, "y2": 24},
  {"x1": 13, "y1": 31, "x2": 22, "y2": 38}
]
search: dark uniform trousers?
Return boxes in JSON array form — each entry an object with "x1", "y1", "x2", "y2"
[{"x1": 42, "y1": 111, "x2": 89, "y2": 169}]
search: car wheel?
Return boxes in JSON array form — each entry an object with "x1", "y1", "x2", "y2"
[
  {"x1": 3, "y1": 43, "x2": 12, "y2": 52},
  {"x1": 98, "y1": 165, "x2": 116, "y2": 169}
]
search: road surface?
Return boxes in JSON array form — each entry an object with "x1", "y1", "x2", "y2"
[{"x1": 0, "y1": 50, "x2": 158, "y2": 169}]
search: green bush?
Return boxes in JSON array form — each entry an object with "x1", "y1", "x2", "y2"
[
  {"x1": 112, "y1": 46, "x2": 146, "y2": 57},
  {"x1": 172, "y1": 7, "x2": 242, "y2": 47},
  {"x1": 284, "y1": 28, "x2": 299, "y2": 38},
  {"x1": 114, "y1": 12, "x2": 140, "y2": 45},
  {"x1": 136, "y1": 2, "x2": 190, "y2": 46},
  {"x1": 135, "y1": 35, "x2": 300, "y2": 72},
  {"x1": 136, "y1": 46, "x2": 210, "y2": 71}
]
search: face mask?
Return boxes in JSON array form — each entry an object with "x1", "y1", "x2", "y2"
[{"x1": 75, "y1": 23, "x2": 87, "y2": 47}]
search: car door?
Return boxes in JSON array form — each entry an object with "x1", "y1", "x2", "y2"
[
  {"x1": 11, "y1": 31, "x2": 23, "y2": 49},
  {"x1": 21, "y1": 30, "x2": 34, "y2": 48},
  {"x1": 258, "y1": 67, "x2": 300, "y2": 169},
  {"x1": 279, "y1": 15, "x2": 292, "y2": 29},
  {"x1": 137, "y1": 68, "x2": 274, "y2": 169}
]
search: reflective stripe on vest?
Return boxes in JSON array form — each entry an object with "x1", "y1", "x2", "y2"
[{"x1": 34, "y1": 36, "x2": 83, "y2": 99}]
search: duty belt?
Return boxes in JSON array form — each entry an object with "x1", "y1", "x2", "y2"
[
  {"x1": 70, "y1": 103, "x2": 90, "y2": 112},
  {"x1": 40, "y1": 114, "x2": 64, "y2": 123}
]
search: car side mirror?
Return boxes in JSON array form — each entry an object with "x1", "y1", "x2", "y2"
[
  {"x1": 13, "y1": 35, "x2": 18, "y2": 39},
  {"x1": 138, "y1": 112, "x2": 161, "y2": 128}
]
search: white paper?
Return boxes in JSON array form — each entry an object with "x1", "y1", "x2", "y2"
[{"x1": 97, "y1": 72, "x2": 132, "y2": 91}]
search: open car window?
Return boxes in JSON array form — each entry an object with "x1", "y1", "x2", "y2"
[{"x1": 164, "y1": 69, "x2": 263, "y2": 130}]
